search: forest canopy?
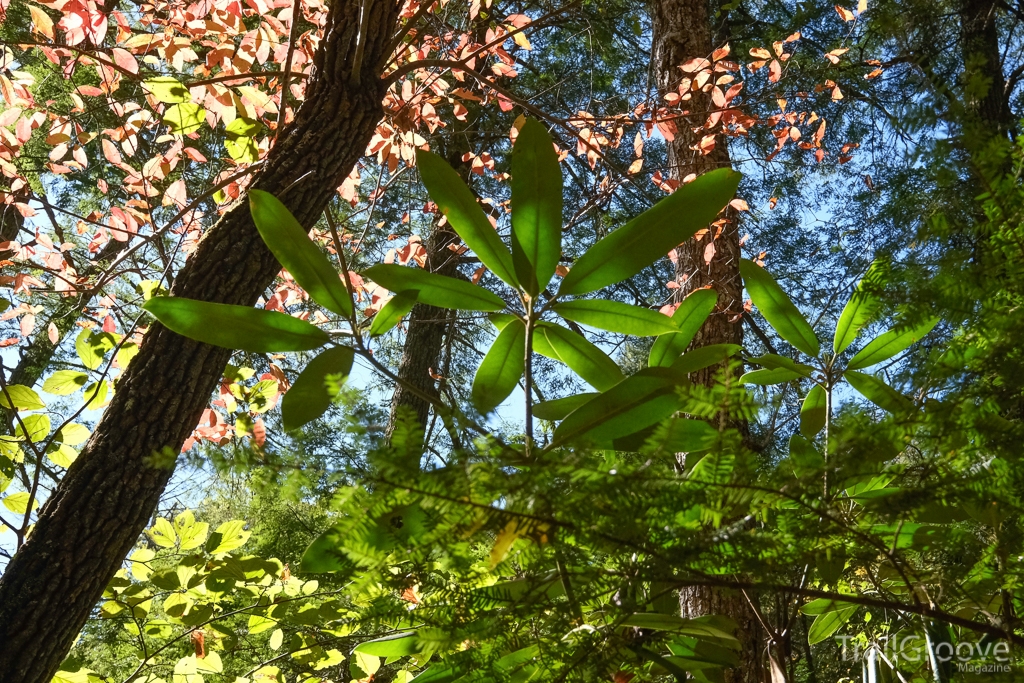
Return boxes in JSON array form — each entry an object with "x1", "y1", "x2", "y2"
[{"x1": 0, "y1": 0, "x2": 1022, "y2": 682}]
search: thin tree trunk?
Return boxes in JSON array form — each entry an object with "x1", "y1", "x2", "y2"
[
  {"x1": 386, "y1": 225, "x2": 461, "y2": 434},
  {"x1": 650, "y1": 0, "x2": 764, "y2": 681},
  {"x1": 0, "y1": 2, "x2": 400, "y2": 680}
]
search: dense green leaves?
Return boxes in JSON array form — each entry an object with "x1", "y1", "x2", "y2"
[
  {"x1": 249, "y1": 190, "x2": 353, "y2": 317},
  {"x1": 532, "y1": 323, "x2": 623, "y2": 390},
  {"x1": 648, "y1": 290, "x2": 717, "y2": 367},
  {"x1": 417, "y1": 150, "x2": 518, "y2": 288},
  {"x1": 369, "y1": 291, "x2": 418, "y2": 337},
  {"x1": 364, "y1": 265, "x2": 505, "y2": 312},
  {"x1": 559, "y1": 169, "x2": 741, "y2": 295},
  {"x1": 281, "y1": 346, "x2": 354, "y2": 431},
  {"x1": 143, "y1": 297, "x2": 329, "y2": 352},
  {"x1": 553, "y1": 299, "x2": 677, "y2": 336},
  {"x1": 472, "y1": 319, "x2": 526, "y2": 413},
  {"x1": 740, "y1": 259, "x2": 820, "y2": 357},
  {"x1": 846, "y1": 318, "x2": 939, "y2": 369},
  {"x1": 510, "y1": 118, "x2": 563, "y2": 295}
]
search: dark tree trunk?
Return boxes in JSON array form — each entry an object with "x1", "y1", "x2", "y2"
[
  {"x1": 0, "y1": 1, "x2": 400, "y2": 680},
  {"x1": 650, "y1": 1, "x2": 764, "y2": 681},
  {"x1": 959, "y1": 0, "x2": 1014, "y2": 144},
  {"x1": 386, "y1": 225, "x2": 461, "y2": 434},
  {"x1": 387, "y1": 69, "x2": 490, "y2": 438}
]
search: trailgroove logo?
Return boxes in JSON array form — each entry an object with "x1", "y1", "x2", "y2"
[{"x1": 837, "y1": 635, "x2": 1012, "y2": 674}]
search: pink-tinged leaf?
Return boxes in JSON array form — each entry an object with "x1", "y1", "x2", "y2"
[
  {"x1": 730, "y1": 198, "x2": 749, "y2": 211},
  {"x1": 703, "y1": 241, "x2": 716, "y2": 265},
  {"x1": 48, "y1": 322, "x2": 59, "y2": 344},
  {"x1": 20, "y1": 314, "x2": 35, "y2": 337},
  {"x1": 769, "y1": 60, "x2": 782, "y2": 82},
  {"x1": 101, "y1": 139, "x2": 122, "y2": 165},
  {"x1": 111, "y1": 48, "x2": 138, "y2": 74},
  {"x1": 679, "y1": 57, "x2": 711, "y2": 73},
  {"x1": 163, "y1": 179, "x2": 187, "y2": 208},
  {"x1": 711, "y1": 87, "x2": 727, "y2": 108},
  {"x1": 102, "y1": 314, "x2": 116, "y2": 333}
]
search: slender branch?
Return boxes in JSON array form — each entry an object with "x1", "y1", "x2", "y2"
[{"x1": 275, "y1": 0, "x2": 304, "y2": 134}]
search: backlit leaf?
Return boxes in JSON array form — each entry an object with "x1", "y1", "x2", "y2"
[
  {"x1": 552, "y1": 367, "x2": 687, "y2": 446},
  {"x1": 740, "y1": 259, "x2": 819, "y2": 356},
  {"x1": 0, "y1": 384, "x2": 46, "y2": 409},
  {"x1": 800, "y1": 384, "x2": 827, "y2": 437},
  {"x1": 846, "y1": 318, "x2": 938, "y2": 370},
  {"x1": 559, "y1": 169, "x2": 740, "y2": 295},
  {"x1": 472, "y1": 318, "x2": 525, "y2": 413},
  {"x1": 532, "y1": 322, "x2": 623, "y2": 390},
  {"x1": 845, "y1": 370, "x2": 914, "y2": 413},
  {"x1": 649, "y1": 289, "x2": 718, "y2": 367},
  {"x1": 511, "y1": 118, "x2": 563, "y2": 294},
  {"x1": 417, "y1": 149, "x2": 517, "y2": 287},
  {"x1": 833, "y1": 261, "x2": 883, "y2": 353},
  {"x1": 249, "y1": 190, "x2": 352, "y2": 317},
  {"x1": 553, "y1": 299, "x2": 678, "y2": 336},
  {"x1": 281, "y1": 346, "x2": 354, "y2": 431},
  {"x1": 364, "y1": 265, "x2": 505, "y2": 312},
  {"x1": 144, "y1": 297, "x2": 329, "y2": 352},
  {"x1": 369, "y1": 291, "x2": 418, "y2": 337}
]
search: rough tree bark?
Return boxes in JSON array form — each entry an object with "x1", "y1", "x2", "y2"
[
  {"x1": 386, "y1": 223, "x2": 461, "y2": 435},
  {"x1": 959, "y1": 0, "x2": 1014, "y2": 144},
  {"x1": 650, "y1": 0, "x2": 769, "y2": 681},
  {"x1": 0, "y1": 1, "x2": 400, "y2": 680}
]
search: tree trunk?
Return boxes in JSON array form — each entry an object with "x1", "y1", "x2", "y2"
[
  {"x1": 959, "y1": 0, "x2": 1014, "y2": 146},
  {"x1": 650, "y1": 1, "x2": 764, "y2": 681},
  {"x1": 386, "y1": 225, "x2": 461, "y2": 435},
  {"x1": 0, "y1": 1, "x2": 399, "y2": 680},
  {"x1": 386, "y1": 14, "x2": 492, "y2": 441}
]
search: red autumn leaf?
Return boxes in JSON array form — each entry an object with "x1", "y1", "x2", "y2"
[{"x1": 768, "y1": 59, "x2": 782, "y2": 82}]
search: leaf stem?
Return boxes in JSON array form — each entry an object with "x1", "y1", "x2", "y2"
[{"x1": 524, "y1": 299, "x2": 535, "y2": 458}]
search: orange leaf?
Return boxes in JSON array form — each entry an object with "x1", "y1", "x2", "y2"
[{"x1": 835, "y1": 4, "x2": 855, "y2": 21}]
